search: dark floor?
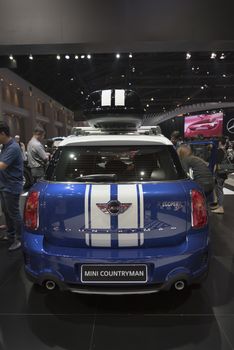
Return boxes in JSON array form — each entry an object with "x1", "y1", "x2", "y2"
[{"x1": 0, "y1": 195, "x2": 234, "y2": 350}]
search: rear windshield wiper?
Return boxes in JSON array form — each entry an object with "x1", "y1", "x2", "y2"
[{"x1": 75, "y1": 174, "x2": 117, "y2": 182}]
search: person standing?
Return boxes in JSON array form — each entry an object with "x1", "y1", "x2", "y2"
[
  {"x1": 0, "y1": 122, "x2": 23, "y2": 251},
  {"x1": 14, "y1": 135, "x2": 27, "y2": 161},
  {"x1": 177, "y1": 144, "x2": 214, "y2": 198},
  {"x1": 170, "y1": 131, "x2": 180, "y2": 149},
  {"x1": 212, "y1": 138, "x2": 227, "y2": 214},
  {"x1": 27, "y1": 126, "x2": 49, "y2": 182}
]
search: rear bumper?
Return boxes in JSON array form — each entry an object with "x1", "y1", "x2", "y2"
[
  {"x1": 25, "y1": 268, "x2": 208, "y2": 295},
  {"x1": 22, "y1": 231, "x2": 209, "y2": 294}
]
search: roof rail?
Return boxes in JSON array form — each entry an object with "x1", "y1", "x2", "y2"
[
  {"x1": 70, "y1": 125, "x2": 162, "y2": 136},
  {"x1": 138, "y1": 126, "x2": 162, "y2": 135},
  {"x1": 71, "y1": 126, "x2": 102, "y2": 136}
]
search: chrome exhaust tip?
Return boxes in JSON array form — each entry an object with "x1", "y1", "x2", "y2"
[
  {"x1": 45, "y1": 280, "x2": 57, "y2": 291},
  {"x1": 174, "y1": 280, "x2": 185, "y2": 291}
]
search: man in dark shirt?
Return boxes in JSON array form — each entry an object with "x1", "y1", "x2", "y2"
[
  {"x1": 177, "y1": 144, "x2": 214, "y2": 197},
  {"x1": 212, "y1": 138, "x2": 227, "y2": 214},
  {"x1": 0, "y1": 122, "x2": 23, "y2": 251}
]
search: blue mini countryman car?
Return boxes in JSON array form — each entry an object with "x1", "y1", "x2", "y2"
[{"x1": 22, "y1": 90, "x2": 209, "y2": 294}]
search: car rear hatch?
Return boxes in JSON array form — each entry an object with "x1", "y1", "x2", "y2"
[
  {"x1": 41, "y1": 181, "x2": 188, "y2": 249},
  {"x1": 40, "y1": 141, "x2": 189, "y2": 249}
]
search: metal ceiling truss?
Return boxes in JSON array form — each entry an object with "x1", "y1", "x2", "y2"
[{"x1": 143, "y1": 102, "x2": 234, "y2": 125}]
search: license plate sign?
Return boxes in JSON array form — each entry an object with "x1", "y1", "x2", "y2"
[{"x1": 81, "y1": 264, "x2": 147, "y2": 283}]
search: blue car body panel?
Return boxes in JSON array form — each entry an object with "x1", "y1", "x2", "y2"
[{"x1": 22, "y1": 179, "x2": 209, "y2": 292}]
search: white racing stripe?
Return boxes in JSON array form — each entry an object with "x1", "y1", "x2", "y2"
[
  {"x1": 115, "y1": 89, "x2": 125, "y2": 106},
  {"x1": 84, "y1": 184, "x2": 145, "y2": 248},
  {"x1": 118, "y1": 184, "x2": 138, "y2": 229},
  {"x1": 101, "y1": 89, "x2": 112, "y2": 106},
  {"x1": 85, "y1": 233, "x2": 90, "y2": 246},
  {"x1": 138, "y1": 184, "x2": 144, "y2": 228},
  {"x1": 140, "y1": 232, "x2": 144, "y2": 246},
  {"x1": 91, "y1": 233, "x2": 111, "y2": 247},
  {"x1": 118, "y1": 233, "x2": 138, "y2": 247},
  {"x1": 85, "y1": 185, "x2": 90, "y2": 229},
  {"x1": 90, "y1": 185, "x2": 111, "y2": 229}
]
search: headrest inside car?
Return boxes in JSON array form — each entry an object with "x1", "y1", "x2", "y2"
[{"x1": 150, "y1": 169, "x2": 167, "y2": 181}]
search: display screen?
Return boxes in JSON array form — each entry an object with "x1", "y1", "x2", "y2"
[{"x1": 184, "y1": 112, "x2": 223, "y2": 138}]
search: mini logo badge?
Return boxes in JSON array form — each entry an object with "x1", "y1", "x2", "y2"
[{"x1": 97, "y1": 200, "x2": 132, "y2": 216}]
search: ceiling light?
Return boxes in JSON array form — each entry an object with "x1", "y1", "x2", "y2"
[
  {"x1": 222, "y1": 74, "x2": 227, "y2": 77},
  {"x1": 75, "y1": 55, "x2": 79, "y2": 60},
  {"x1": 116, "y1": 53, "x2": 120, "y2": 59},
  {"x1": 151, "y1": 97, "x2": 154, "y2": 101},
  {"x1": 201, "y1": 86, "x2": 204, "y2": 89},
  {"x1": 187, "y1": 97, "x2": 191, "y2": 100},
  {"x1": 224, "y1": 96, "x2": 227, "y2": 99},
  {"x1": 220, "y1": 53, "x2": 226, "y2": 59},
  {"x1": 132, "y1": 67, "x2": 135, "y2": 72},
  {"x1": 207, "y1": 71, "x2": 210, "y2": 75},
  {"x1": 129, "y1": 53, "x2": 133, "y2": 58},
  {"x1": 65, "y1": 55, "x2": 70, "y2": 60},
  {"x1": 29, "y1": 54, "x2": 33, "y2": 60},
  {"x1": 192, "y1": 67, "x2": 195, "y2": 71},
  {"x1": 196, "y1": 66, "x2": 200, "y2": 70},
  {"x1": 87, "y1": 54, "x2": 91, "y2": 59},
  {"x1": 81, "y1": 55, "x2": 85, "y2": 59},
  {"x1": 81, "y1": 91, "x2": 84, "y2": 94},
  {"x1": 121, "y1": 74, "x2": 125, "y2": 78},
  {"x1": 146, "y1": 104, "x2": 149, "y2": 108},
  {"x1": 56, "y1": 55, "x2": 61, "y2": 60},
  {"x1": 9, "y1": 54, "x2": 14, "y2": 60},
  {"x1": 128, "y1": 82, "x2": 132, "y2": 86},
  {"x1": 70, "y1": 78, "x2": 74, "y2": 81},
  {"x1": 211, "y1": 52, "x2": 217, "y2": 59},
  {"x1": 186, "y1": 52, "x2": 191, "y2": 60}
]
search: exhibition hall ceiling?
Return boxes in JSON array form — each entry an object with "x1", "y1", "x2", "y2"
[{"x1": 0, "y1": 52, "x2": 233, "y2": 114}]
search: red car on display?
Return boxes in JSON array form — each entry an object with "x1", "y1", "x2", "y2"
[{"x1": 184, "y1": 113, "x2": 223, "y2": 138}]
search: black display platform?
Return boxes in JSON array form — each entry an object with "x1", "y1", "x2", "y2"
[{"x1": 0, "y1": 195, "x2": 234, "y2": 350}]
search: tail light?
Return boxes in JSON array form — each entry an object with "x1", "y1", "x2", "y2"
[
  {"x1": 191, "y1": 190, "x2": 207, "y2": 229},
  {"x1": 24, "y1": 191, "x2": 39, "y2": 230}
]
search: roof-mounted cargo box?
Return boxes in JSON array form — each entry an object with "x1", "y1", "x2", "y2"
[{"x1": 83, "y1": 89, "x2": 144, "y2": 130}]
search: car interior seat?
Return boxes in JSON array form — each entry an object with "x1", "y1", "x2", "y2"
[
  {"x1": 105, "y1": 159, "x2": 127, "y2": 174},
  {"x1": 133, "y1": 154, "x2": 155, "y2": 179},
  {"x1": 150, "y1": 169, "x2": 167, "y2": 181}
]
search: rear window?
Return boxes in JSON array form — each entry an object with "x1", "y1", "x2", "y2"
[{"x1": 46, "y1": 145, "x2": 186, "y2": 182}]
